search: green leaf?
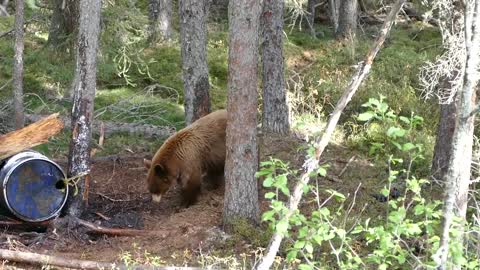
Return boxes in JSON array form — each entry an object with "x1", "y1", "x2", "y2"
[
  {"x1": 286, "y1": 250, "x2": 298, "y2": 262},
  {"x1": 304, "y1": 242, "x2": 314, "y2": 254},
  {"x1": 255, "y1": 170, "x2": 270, "y2": 177},
  {"x1": 317, "y1": 166, "x2": 327, "y2": 177},
  {"x1": 276, "y1": 220, "x2": 289, "y2": 234},
  {"x1": 263, "y1": 177, "x2": 273, "y2": 187},
  {"x1": 264, "y1": 192, "x2": 276, "y2": 199},
  {"x1": 262, "y1": 210, "x2": 275, "y2": 222},
  {"x1": 294, "y1": 240, "x2": 306, "y2": 249},
  {"x1": 402, "y1": 142, "x2": 416, "y2": 152},
  {"x1": 358, "y1": 111, "x2": 375, "y2": 121},
  {"x1": 399, "y1": 116, "x2": 410, "y2": 124},
  {"x1": 387, "y1": 126, "x2": 406, "y2": 138}
]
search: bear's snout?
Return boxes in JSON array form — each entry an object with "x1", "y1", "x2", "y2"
[{"x1": 151, "y1": 194, "x2": 162, "y2": 203}]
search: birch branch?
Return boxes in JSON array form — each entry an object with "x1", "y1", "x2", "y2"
[{"x1": 255, "y1": 1, "x2": 406, "y2": 269}]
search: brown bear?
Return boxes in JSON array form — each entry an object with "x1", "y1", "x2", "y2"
[{"x1": 143, "y1": 109, "x2": 227, "y2": 206}]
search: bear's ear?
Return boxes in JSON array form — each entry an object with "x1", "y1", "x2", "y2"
[
  {"x1": 154, "y1": 164, "x2": 168, "y2": 178},
  {"x1": 143, "y1": 159, "x2": 152, "y2": 169}
]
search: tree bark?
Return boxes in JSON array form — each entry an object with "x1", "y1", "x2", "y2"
[
  {"x1": 223, "y1": 0, "x2": 261, "y2": 228},
  {"x1": 431, "y1": 95, "x2": 457, "y2": 182},
  {"x1": 0, "y1": 0, "x2": 9, "y2": 16},
  {"x1": 66, "y1": 0, "x2": 101, "y2": 218},
  {"x1": 261, "y1": 0, "x2": 290, "y2": 134},
  {"x1": 307, "y1": 0, "x2": 317, "y2": 37},
  {"x1": 0, "y1": 113, "x2": 63, "y2": 160},
  {"x1": 13, "y1": 0, "x2": 24, "y2": 129},
  {"x1": 329, "y1": 0, "x2": 339, "y2": 33},
  {"x1": 179, "y1": 0, "x2": 211, "y2": 125},
  {"x1": 256, "y1": 1, "x2": 406, "y2": 268},
  {"x1": 336, "y1": 0, "x2": 358, "y2": 39},
  {"x1": 48, "y1": 0, "x2": 78, "y2": 48},
  {"x1": 148, "y1": 0, "x2": 173, "y2": 43},
  {"x1": 436, "y1": 1, "x2": 480, "y2": 269}
]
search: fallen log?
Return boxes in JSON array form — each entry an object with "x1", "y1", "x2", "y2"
[
  {"x1": 0, "y1": 249, "x2": 206, "y2": 270},
  {"x1": 0, "y1": 113, "x2": 63, "y2": 160},
  {"x1": 25, "y1": 114, "x2": 176, "y2": 139}
]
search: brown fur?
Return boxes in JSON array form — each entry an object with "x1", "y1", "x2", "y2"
[{"x1": 143, "y1": 109, "x2": 227, "y2": 206}]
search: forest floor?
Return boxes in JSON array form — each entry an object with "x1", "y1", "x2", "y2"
[{"x1": 0, "y1": 131, "x2": 415, "y2": 269}]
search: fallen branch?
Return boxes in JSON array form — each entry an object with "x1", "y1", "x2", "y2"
[
  {"x1": 0, "y1": 249, "x2": 206, "y2": 270},
  {"x1": 255, "y1": 1, "x2": 406, "y2": 269},
  {"x1": 25, "y1": 114, "x2": 176, "y2": 139},
  {"x1": 0, "y1": 113, "x2": 63, "y2": 160},
  {"x1": 69, "y1": 216, "x2": 167, "y2": 237}
]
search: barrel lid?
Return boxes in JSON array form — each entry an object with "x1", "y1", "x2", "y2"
[{"x1": 1, "y1": 152, "x2": 68, "y2": 222}]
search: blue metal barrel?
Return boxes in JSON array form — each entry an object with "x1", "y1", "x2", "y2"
[{"x1": 0, "y1": 151, "x2": 69, "y2": 222}]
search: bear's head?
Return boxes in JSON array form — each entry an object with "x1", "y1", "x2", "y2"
[{"x1": 143, "y1": 159, "x2": 177, "y2": 203}]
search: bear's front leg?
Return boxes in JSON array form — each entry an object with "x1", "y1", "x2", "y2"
[{"x1": 180, "y1": 170, "x2": 202, "y2": 207}]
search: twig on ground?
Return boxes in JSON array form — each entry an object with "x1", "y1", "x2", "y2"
[{"x1": 338, "y1": 155, "x2": 356, "y2": 177}]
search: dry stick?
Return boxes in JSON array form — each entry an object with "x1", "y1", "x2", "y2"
[
  {"x1": 338, "y1": 155, "x2": 356, "y2": 177},
  {"x1": 255, "y1": 1, "x2": 406, "y2": 269},
  {"x1": 0, "y1": 249, "x2": 205, "y2": 270},
  {"x1": 70, "y1": 216, "x2": 166, "y2": 237},
  {"x1": 0, "y1": 249, "x2": 115, "y2": 269},
  {"x1": 0, "y1": 113, "x2": 63, "y2": 160}
]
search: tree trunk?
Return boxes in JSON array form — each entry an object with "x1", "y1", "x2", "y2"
[
  {"x1": 66, "y1": 0, "x2": 102, "y2": 217},
  {"x1": 261, "y1": 0, "x2": 290, "y2": 134},
  {"x1": 0, "y1": 0, "x2": 9, "y2": 16},
  {"x1": 148, "y1": 0, "x2": 173, "y2": 43},
  {"x1": 48, "y1": 0, "x2": 78, "y2": 48},
  {"x1": 431, "y1": 94, "x2": 457, "y2": 182},
  {"x1": 436, "y1": 1, "x2": 480, "y2": 269},
  {"x1": 13, "y1": 0, "x2": 24, "y2": 129},
  {"x1": 329, "y1": 0, "x2": 339, "y2": 33},
  {"x1": 336, "y1": 0, "x2": 357, "y2": 39},
  {"x1": 209, "y1": 0, "x2": 228, "y2": 21},
  {"x1": 179, "y1": 0, "x2": 211, "y2": 125},
  {"x1": 307, "y1": 0, "x2": 317, "y2": 36},
  {"x1": 223, "y1": 0, "x2": 261, "y2": 227}
]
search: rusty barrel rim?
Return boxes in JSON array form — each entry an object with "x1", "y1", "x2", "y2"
[{"x1": 0, "y1": 151, "x2": 69, "y2": 222}]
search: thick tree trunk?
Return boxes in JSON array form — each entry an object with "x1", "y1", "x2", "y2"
[
  {"x1": 436, "y1": 1, "x2": 480, "y2": 269},
  {"x1": 431, "y1": 95, "x2": 457, "y2": 182},
  {"x1": 13, "y1": 0, "x2": 24, "y2": 129},
  {"x1": 179, "y1": 0, "x2": 211, "y2": 125},
  {"x1": 148, "y1": 0, "x2": 173, "y2": 43},
  {"x1": 66, "y1": 0, "x2": 101, "y2": 217},
  {"x1": 48, "y1": 0, "x2": 78, "y2": 48},
  {"x1": 261, "y1": 0, "x2": 290, "y2": 134},
  {"x1": 336, "y1": 0, "x2": 357, "y2": 39},
  {"x1": 223, "y1": 0, "x2": 261, "y2": 227}
]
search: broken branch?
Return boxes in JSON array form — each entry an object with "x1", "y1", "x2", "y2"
[{"x1": 0, "y1": 113, "x2": 63, "y2": 160}]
